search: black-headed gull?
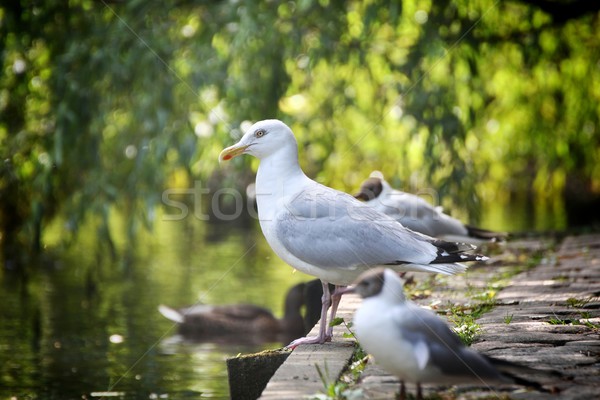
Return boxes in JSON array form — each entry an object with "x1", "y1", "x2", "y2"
[
  {"x1": 354, "y1": 172, "x2": 507, "y2": 242},
  {"x1": 219, "y1": 120, "x2": 487, "y2": 347},
  {"x1": 345, "y1": 268, "x2": 557, "y2": 399}
]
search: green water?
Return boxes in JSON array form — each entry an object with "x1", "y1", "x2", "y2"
[
  {"x1": 0, "y1": 215, "x2": 313, "y2": 400},
  {"x1": 0, "y1": 196, "x2": 565, "y2": 400}
]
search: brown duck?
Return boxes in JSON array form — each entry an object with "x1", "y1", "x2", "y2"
[{"x1": 158, "y1": 279, "x2": 327, "y2": 345}]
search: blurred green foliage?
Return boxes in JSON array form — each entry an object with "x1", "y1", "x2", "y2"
[{"x1": 1, "y1": 0, "x2": 599, "y2": 262}]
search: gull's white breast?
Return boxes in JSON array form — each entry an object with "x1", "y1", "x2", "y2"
[{"x1": 354, "y1": 298, "x2": 429, "y2": 382}]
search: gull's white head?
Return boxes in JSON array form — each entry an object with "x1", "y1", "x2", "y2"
[{"x1": 219, "y1": 119, "x2": 297, "y2": 162}]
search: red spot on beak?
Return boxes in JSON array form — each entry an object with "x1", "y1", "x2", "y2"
[{"x1": 223, "y1": 154, "x2": 232, "y2": 161}]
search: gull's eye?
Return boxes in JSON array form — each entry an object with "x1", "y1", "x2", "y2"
[{"x1": 255, "y1": 129, "x2": 266, "y2": 138}]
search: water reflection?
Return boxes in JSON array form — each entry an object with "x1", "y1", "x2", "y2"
[{"x1": 0, "y1": 216, "x2": 314, "y2": 399}]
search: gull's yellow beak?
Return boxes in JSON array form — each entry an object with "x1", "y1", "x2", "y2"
[{"x1": 218, "y1": 144, "x2": 249, "y2": 163}]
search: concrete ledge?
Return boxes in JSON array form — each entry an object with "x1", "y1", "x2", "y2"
[
  {"x1": 227, "y1": 349, "x2": 292, "y2": 400},
  {"x1": 259, "y1": 294, "x2": 361, "y2": 399}
]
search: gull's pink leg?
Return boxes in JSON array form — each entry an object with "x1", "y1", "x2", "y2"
[
  {"x1": 287, "y1": 281, "x2": 331, "y2": 348},
  {"x1": 396, "y1": 381, "x2": 406, "y2": 400},
  {"x1": 325, "y1": 285, "x2": 346, "y2": 338}
]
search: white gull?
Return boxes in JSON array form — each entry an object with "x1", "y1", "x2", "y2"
[{"x1": 219, "y1": 119, "x2": 487, "y2": 346}]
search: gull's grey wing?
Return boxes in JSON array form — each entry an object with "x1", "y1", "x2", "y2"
[
  {"x1": 397, "y1": 303, "x2": 465, "y2": 350},
  {"x1": 276, "y1": 184, "x2": 481, "y2": 270},
  {"x1": 397, "y1": 303, "x2": 505, "y2": 381},
  {"x1": 382, "y1": 191, "x2": 469, "y2": 237},
  {"x1": 408, "y1": 213, "x2": 469, "y2": 238},
  {"x1": 385, "y1": 191, "x2": 440, "y2": 220},
  {"x1": 275, "y1": 185, "x2": 441, "y2": 268}
]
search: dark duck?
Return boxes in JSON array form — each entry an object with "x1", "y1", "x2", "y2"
[{"x1": 158, "y1": 279, "x2": 328, "y2": 345}]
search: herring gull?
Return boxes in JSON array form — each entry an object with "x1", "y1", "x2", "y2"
[{"x1": 219, "y1": 120, "x2": 487, "y2": 346}]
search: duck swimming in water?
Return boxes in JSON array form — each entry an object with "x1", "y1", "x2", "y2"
[{"x1": 158, "y1": 279, "x2": 327, "y2": 345}]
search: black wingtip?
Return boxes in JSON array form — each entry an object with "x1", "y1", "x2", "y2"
[
  {"x1": 432, "y1": 240, "x2": 476, "y2": 254},
  {"x1": 433, "y1": 251, "x2": 489, "y2": 263},
  {"x1": 431, "y1": 240, "x2": 489, "y2": 263},
  {"x1": 465, "y1": 225, "x2": 509, "y2": 241}
]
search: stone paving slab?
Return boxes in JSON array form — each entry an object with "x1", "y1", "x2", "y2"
[{"x1": 258, "y1": 235, "x2": 600, "y2": 399}]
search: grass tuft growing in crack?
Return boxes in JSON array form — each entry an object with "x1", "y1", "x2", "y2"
[
  {"x1": 546, "y1": 296, "x2": 600, "y2": 330},
  {"x1": 445, "y1": 288, "x2": 497, "y2": 345},
  {"x1": 312, "y1": 318, "x2": 367, "y2": 400},
  {"x1": 311, "y1": 343, "x2": 368, "y2": 400},
  {"x1": 566, "y1": 297, "x2": 592, "y2": 308}
]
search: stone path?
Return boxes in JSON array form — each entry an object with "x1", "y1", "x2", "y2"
[{"x1": 258, "y1": 234, "x2": 600, "y2": 399}]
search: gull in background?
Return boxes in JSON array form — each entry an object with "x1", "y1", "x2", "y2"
[
  {"x1": 219, "y1": 120, "x2": 488, "y2": 347},
  {"x1": 345, "y1": 268, "x2": 558, "y2": 399},
  {"x1": 354, "y1": 171, "x2": 507, "y2": 242}
]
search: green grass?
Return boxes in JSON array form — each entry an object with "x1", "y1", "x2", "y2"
[
  {"x1": 547, "y1": 312, "x2": 600, "y2": 330},
  {"x1": 566, "y1": 297, "x2": 592, "y2": 308},
  {"x1": 582, "y1": 319, "x2": 600, "y2": 330},
  {"x1": 447, "y1": 301, "x2": 496, "y2": 345},
  {"x1": 312, "y1": 343, "x2": 367, "y2": 400},
  {"x1": 547, "y1": 296, "x2": 600, "y2": 330},
  {"x1": 548, "y1": 316, "x2": 571, "y2": 325},
  {"x1": 552, "y1": 274, "x2": 569, "y2": 283},
  {"x1": 446, "y1": 282, "x2": 500, "y2": 345}
]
